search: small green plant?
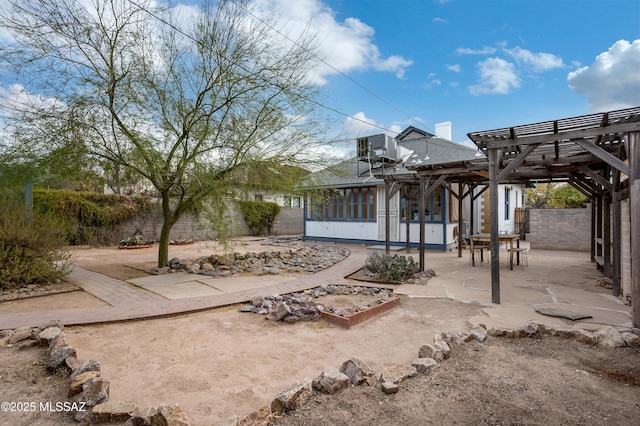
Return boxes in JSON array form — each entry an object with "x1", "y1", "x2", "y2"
[
  {"x1": 119, "y1": 233, "x2": 149, "y2": 247},
  {"x1": 238, "y1": 200, "x2": 281, "y2": 235},
  {"x1": 364, "y1": 252, "x2": 418, "y2": 283},
  {"x1": 0, "y1": 195, "x2": 73, "y2": 289}
]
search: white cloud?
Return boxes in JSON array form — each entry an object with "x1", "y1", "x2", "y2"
[
  {"x1": 0, "y1": 83, "x2": 63, "y2": 113},
  {"x1": 505, "y1": 46, "x2": 565, "y2": 72},
  {"x1": 432, "y1": 17, "x2": 448, "y2": 24},
  {"x1": 446, "y1": 64, "x2": 461, "y2": 73},
  {"x1": 469, "y1": 58, "x2": 520, "y2": 95},
  {"x1": 567, "y1": 39, "x2": 640, "y2": 112},
  {"x1": 249, "y1": 0, "x2": 412, "y2": 85},
  {"x1": 342, "y1": 111, "x2": 401, "y2": 138},
  {"x1": 455, "y1": 46, "x2": 497, "y2": 55}
]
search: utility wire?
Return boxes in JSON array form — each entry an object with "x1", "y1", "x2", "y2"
[
  {"x1": 231, "y1": 0, "x2": 421, "y2": 128},
  {"x1": 127, "y1": 0, "x2": 419, "y2": 137}
]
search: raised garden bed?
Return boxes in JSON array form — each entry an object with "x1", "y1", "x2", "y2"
[{"x1": 321, "y1": 296, "x2": 400, "y2": 329}]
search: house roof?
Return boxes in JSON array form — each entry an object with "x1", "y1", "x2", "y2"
[{"x1": 304, "y1": 127, "x2": 480, "y2": 188}]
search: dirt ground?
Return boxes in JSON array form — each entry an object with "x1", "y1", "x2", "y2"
[{"x1": 1, "y1": 239, "x2": 639, "y2": 425}]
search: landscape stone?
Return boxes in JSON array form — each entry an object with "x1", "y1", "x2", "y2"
[
  {"x1": 237, "y1": 405, "x2": 271, "y2": 426},
  {"x1": 69, "y1": 371, "x2": 101, "y2": 397},
  {"x1": 339, "y1": 358, "x2": 375, "y2": 386},
  {"x1": 470, "y1": 326, "x2": 488, "y2": 343},
  {"x1": 312, "y1": 367, "x2": 350, "y2": 394},
  {"x1": 91, "y1": 400, "x2": 138, "y2": 423},
  {"x1": 71, "y1": 358, "x2": 101, "y2": 380},
  {"x1": 127, "y1": 407, "x2": 156, "y2": 426},
  {"x1": 594, "y1": 326, "x2": 625, "y2": 348},
  {"x1": 47, "y1": 345, "x2": 76, "y2": 371},
  {"x1": 621, "y1": 331, "x2": 640, "y2": 347},
  {"x1": 16, "y1": 339, "x2": 38, "y2": 350},
  {"x1": 411, "y1": 358, "x2": 440, "y2": 374},
  {"x1": 433, "y1": 334, "x2": 451, "y2": 358},
  {"x1": 573, "y1": 329, "x2": 596, "y2": 345},
  {"x1": 78, "y1": 377, "x2": 110, "y2": 408},
  {"x1": 65, "y1": 355, "x2": 81, "y2": 373},
  {"x1": 379, "y1": 364, "x2": 417, "y2": 384},
  {"x1": 418, "y1": 344, "x2": 444, "y2": 362},
  {"x1": 9, "y1": 328, "x2": 32, "y2": 344},
  {"x1": 381, "y1": 381, "x2": 399, "y2": 394},
  {"x1": 37, "y1": 326, "x2": 62, "y2": 345},
  {"x1": 239, "y1": 304, "x2": 255, "y2": 313},
  {"x1": 270, "y1": 379, "x2": 313, "y2": 415},
  {"x1": 149, "y1": 403, "x2": 191, "y2": 426}
]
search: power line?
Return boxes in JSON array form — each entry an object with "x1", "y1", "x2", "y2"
[
  {"x1": 231, "y1": 0, "x2": 420, "y2": 127},
  {"x1": 126, "y1": 0, "x2": 415, "y2": 137}
]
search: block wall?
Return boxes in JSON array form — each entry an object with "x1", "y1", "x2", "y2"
[{"x1": 528, "y1": 208, "x2": 591, "y2": 251}]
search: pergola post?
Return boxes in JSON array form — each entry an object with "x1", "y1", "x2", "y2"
[
  {"x1": 385, "y1": 182, "x2": 390, "y2": 254},
  {"x1": 457, "y1": 182, "x2": 464, "y2": 258},
  {"x1": 612, "y1": 170, "x2": 622, "y2": 296},
  {"x1": 488, "y1": 148, "x2": 501, "y2": 304},
  {"x1": 629, "y1": 131, "x2": 640, "y2": 328},
  {"x1": 419, "y1": 176, "x2": 426, "y2": 271}
]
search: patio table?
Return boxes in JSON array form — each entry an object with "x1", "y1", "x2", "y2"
[{"x1": 470, "y1": 233, "x2": 520, "y2": 270}]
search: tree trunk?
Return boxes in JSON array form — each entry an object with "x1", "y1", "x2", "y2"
[{"x1": 157, "y1": 193, "x2": 176, "y2": 268}]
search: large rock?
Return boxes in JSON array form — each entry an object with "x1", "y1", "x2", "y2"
[
  {"x1": 270, "y1": 379, "x2": 312, "y2": 415},
  {"x1": 237, "y1": 405, "x2": 271, "y2": 426},
  {"x1": 433, "y1": 334, "x2": 451, "y2": 359},
  {"x1": 71, "y1": 358, "x2": 101, "y2": 380},
  {"x1": 47, "y1": 345, "x2": 76, "y2": 371},
  {"x1": 594, "y1": 326, "x2": 625, "y2": 348},
  {"x1": 37, "y1": 327, "x2": 62, "y2": 346},
  {"x1": 573, "y1": 329, "x2": 596, "y2": 345},
  {"x1": 379, "y1": 364, "x2": 417, "y2": 384},
  {"x1": 149, "y1": 403, "x2": 191, "y2": 426},
  {"x1": 418, "y1": 344, "x2": 444, "y2": 362},
  {"x1": 9, "y1": 328, "x2": 32, "y2": 344},
  {"x1": 266, "y1": 302, "x2": 291, "y2": 322},
  {"x1": 69, "y1": 371, "x2": 101, "y2": 397},
  {"x1": 91, "y1": 400, "x2": 138, "y2": 423},
  {"x1": 621, "y1": 331, "x2": 640, "y2": 347},
  {"x1": 339, "y1": 358, "x2": 376, "y2": 386},
  {"x1": 312, "y1": 368, "x2": 350, "y2": 394},
  {"x1": 470, "y1": 326, "x2": 488, "y2": 343},
  {"x1": 78, "y1": 377, "x2": 110, "y2": 408},
  {"x1": 128, "y1": 407, "x2": 157, "y2": 426},
  {"x1": 411, "y1": 358, "x2": 439, "y2": 374}
]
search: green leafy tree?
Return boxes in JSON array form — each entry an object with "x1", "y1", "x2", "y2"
[
  {"x1": 1, "y1": 0, "x2": 331, "y2": 266},
  {"x1": 525, "y1": 183, "x2": 588, "y2": 209}
]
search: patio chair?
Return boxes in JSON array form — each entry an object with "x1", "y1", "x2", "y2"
[
  {"x1": 469, "y1": 244, "x2": 489, "y2": 266},
  {"x1": 507, "y1": 247, "x2": 529, "y2": 269}
]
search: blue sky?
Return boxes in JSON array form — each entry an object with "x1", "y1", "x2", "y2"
[
  {"x1": 287, "y1": 0, "x2": 640, "y2": 145},
  {"x1": 1, "y1": 0, "x2": 639, "y2": 155}
]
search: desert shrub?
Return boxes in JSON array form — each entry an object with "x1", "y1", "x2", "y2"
[
  {"x1": 33, "y1": 189, "x2": 152, "y2": 245},
  {"x1": 0, "y1": 196, "x2": 73, "y2": 289},
  {"x1": 238, "y1": 200, "x2": 281, "y2": 235},
  {"x1": 364, "y1": 252, "x2": 418, "y2": 283}
]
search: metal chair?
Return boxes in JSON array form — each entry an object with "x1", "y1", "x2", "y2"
[{"x1": 507, "y1": 247, "x2": 528, "y2": 269}]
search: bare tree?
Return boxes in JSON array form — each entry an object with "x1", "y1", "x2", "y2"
[{"x1": 1, "y1": 0, "x2": 330, "y2": 266}]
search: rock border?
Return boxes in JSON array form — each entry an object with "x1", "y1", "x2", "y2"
[
  {"x1": 3, "y1": 320, "x2": 639, "y2": 425},
  {"x1": 1, "y1": 322, "x2": 192, "y2": 426},
  {"x1": 226, "y1": 322, "x2": 640, "y2": 425}
]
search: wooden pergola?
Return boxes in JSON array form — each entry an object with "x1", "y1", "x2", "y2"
[{"x1": 379, "y1": 106, "x2": 640, "y2": 328}]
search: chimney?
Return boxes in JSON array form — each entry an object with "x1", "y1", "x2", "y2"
[{"x1": 435, "y1": 121, "x2": 452, "y2": 141}]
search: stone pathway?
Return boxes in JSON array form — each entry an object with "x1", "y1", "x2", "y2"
[{"x1": 0, "y1": 250, "x2": 367, "y2": 330}]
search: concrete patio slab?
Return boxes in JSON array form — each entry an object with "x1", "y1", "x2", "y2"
[
  {"x1": 128, "y1": 272, "x2": 198, "y2": 286},
  {"x1": 130, "y1": 279, "x2": 224, "y2": 300},
  {"x1": 198, "y1": 274, "x2": 299, "y2": 293}
]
